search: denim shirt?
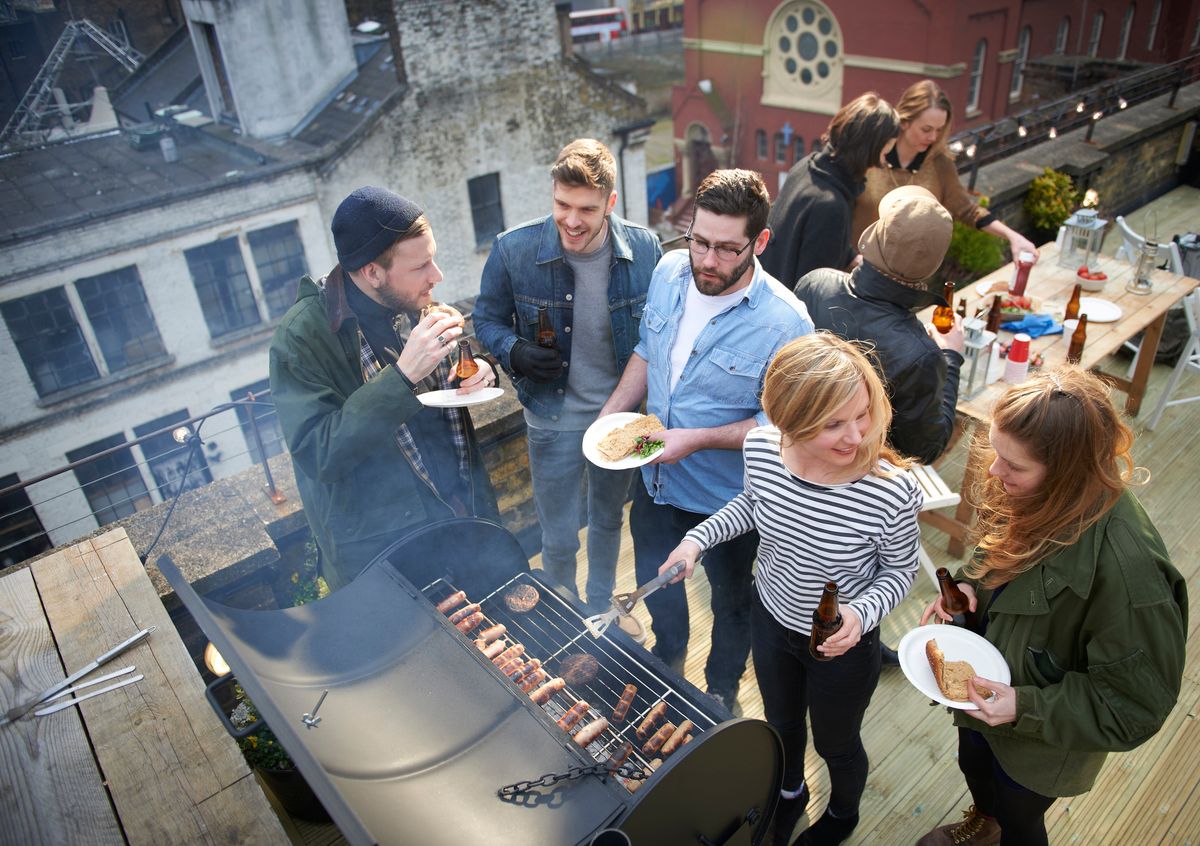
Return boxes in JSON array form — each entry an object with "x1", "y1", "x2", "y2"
[
  {"x1": 474, "y1": 213, "x2": 662, "y2": 421},
  {"x1": 637, "y1": 250, "x2": 813, "y2": 515}
]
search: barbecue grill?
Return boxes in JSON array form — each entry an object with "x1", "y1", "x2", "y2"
[{"x1": 158, "y1": 518, "x2": 783, "y2": 845}]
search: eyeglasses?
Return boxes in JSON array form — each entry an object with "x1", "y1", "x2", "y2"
[{"x1": 683, "y1": 230, "x2": 755, "y2": 261}]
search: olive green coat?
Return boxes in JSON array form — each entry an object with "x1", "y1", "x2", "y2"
[{"x1": 954, "y1": 490, "x2": 1187, "y2": 797}]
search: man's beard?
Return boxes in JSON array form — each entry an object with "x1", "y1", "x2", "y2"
[{"x1": 690, "y1": 249, "x2": 755, "y2": 296}]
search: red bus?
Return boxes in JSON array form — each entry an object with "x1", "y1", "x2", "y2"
[{"x1": 569, "y1": 8, "x2": 628, "y2": 44}]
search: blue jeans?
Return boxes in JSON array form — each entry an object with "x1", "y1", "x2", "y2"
[
  {"x1": 630, "y1": 482, "x2": 758, "y2": 697},
  {"x1": 751, "y1": 593, "x2": 880, "y2": 815},
  {"x1": 526, "y1": 424, "x2": 634, "y2": 608}
]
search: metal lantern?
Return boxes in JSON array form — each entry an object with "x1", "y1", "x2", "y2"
[
  {"x1": 1057, "y1": 208, "x2": 1108, "y2": 271},
  {"x1": 961, "y1": 317, "x2": 997, "y2": 399},
  {"x1": 1126, "y1": 239, "x2": 1158, "y2": 295}
]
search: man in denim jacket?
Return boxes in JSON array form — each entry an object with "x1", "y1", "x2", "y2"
[
  {"x1": 475, "y1": 139, "x2": 662, "y2": 609},
  {"x1": 600, "y1": 169, "x2": 813, "y2": 707}
]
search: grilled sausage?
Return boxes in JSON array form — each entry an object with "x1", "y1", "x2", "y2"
[
  {"x1": 476, "y1": 639, "x2": 506, "y2": 659},
  {"x1": 607, "y1": 740, "x2": 634, "y2": 772},
  {"x1": 530, "y1": 677, "x2": 565, "y2": 706},
  {"x1": 447, "y1": 603, "x2": 482, "y2": 625},
  {"x1": 435, "y1": 591, "x2": 467, "y2": 614},
  {"x1": 573, "y1": 717, "x2": 609, "y2": 747},
  {"x1": 512, "y1": 659, "x2": 542, "y2": 684},
  {"x1": 478, "y1": 624, "x2": 507, "y2": 644},
  {"x1": 556, "y1": 700, "x2": 590, "y2": 731},
  {"x1": 612, "y1": 683, "x2": 638, "y2": 723},
  {"x1": 635, "y1": 700, "x2": 668, "y2": 740},
  {"x1": 491, "y1": 644, "x2": 525, "y2": 667},
  {"x1": 660, "y1": 720, "x2": 693, "y2": 757},
  {"x1": 642, "y1": 721, "x2": 676, "y2": 756},
  {"x1": 454, "y1": 611, "x2": 485, "y2": 633},
  {"x1": 518, "y1": 667, "x2": 548, "y2": 693}
]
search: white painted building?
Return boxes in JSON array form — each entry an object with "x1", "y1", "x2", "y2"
[{"x1": 0, "y1": 0, "x2": 650, "y2": 566}]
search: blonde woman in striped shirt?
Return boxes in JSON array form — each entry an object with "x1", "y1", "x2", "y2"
[{"x1": 659, "y1": 332, "x2": 922, "y2": 846}]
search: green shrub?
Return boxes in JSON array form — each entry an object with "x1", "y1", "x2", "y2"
[
  {"x1": 1024, "y1": 168, "x2": 1079, "y2": 233},
  {"x1": 936, "y1": 196, "x2": 1006, "y2": 288}
]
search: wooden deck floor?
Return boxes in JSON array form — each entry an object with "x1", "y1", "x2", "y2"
[{"x1": 535, "y1": 336, "x2": 1200, "y2": 845}]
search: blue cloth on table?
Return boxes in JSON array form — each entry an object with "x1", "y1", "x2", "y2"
[{"x1": 1000, "y1": 314, "x2": 1063, "y2": 337}]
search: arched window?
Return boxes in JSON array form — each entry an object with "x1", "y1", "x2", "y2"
[
  {"x1": 761, "y1": 1, "x2": 844, "y2": 116},
  {"x1": 774, "y1": 131, "x2": 787, "y2": 163},
  {"x1": 1056, "y1": 17, "x2": 1070, "y2": 53},
  {"x1": 967, "y1": 39, "x2": 986, "y2": 114},
  {"x1": 1118, "y1": 4, "x2": 1135, "y2": 59},
  {"x1": 1089, "y1": 11, "x2": 1105, "y2": 57},
  {"x1": 1010, "y1": 27, "x2": 1031, "y2": 99},
  {"x1": 1147, "y1": 1, "x2": 1161, "y2": 50},
  {"x1": 793, "y1": 136, "x2": 805, "y2": 161},
  {"x1": 756, "y1": 129, "x2": 768, "y2": 159}
]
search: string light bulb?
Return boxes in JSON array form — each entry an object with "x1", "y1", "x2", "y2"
[
  {"x1": 1017, "y1": 122, "x2": 1028, "y2": 138},
  {"x1": 1049, "y1": 126, "x2": 1058, "y2": 139},
  {"x1": 1118, "y1": 96, "x2": 1128, "y2": 109},
  {"x1": 965, "y1": 143, "x2": 977, "y2": 158},
  {"x1": 949, "y1": 140, "x2": 964, "y2": 155},
  {"x1": 1092, "y1": 110, "x2": 1103, "y2": 121},
  {"x1": 1076, "y1": 101, "x2": 1085, "y2": 113}
]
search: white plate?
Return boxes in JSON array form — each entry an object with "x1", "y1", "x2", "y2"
[
  {"x1": 898, "y1": 624, "x2": 1011, "y2": 711},
  {"x1": 1077, "y1": 297, "x2": 1122, "y2": 323},
  {"x1": 583, "y1": 412, "x2": 665, "y2": 470},
  {"x1": 976, "y1": 279, "x2": 1008, "y2": 297},
  {"x1": 416, "y1": 386, "x2": 504, "y2": 408}
]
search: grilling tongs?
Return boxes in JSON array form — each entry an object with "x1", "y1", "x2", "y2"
[{"x1": 583, "y1": 561, "x2": 686, "y2": 638}]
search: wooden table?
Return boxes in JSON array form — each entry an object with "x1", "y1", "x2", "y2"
[
  {"x1": 919, "y1": 242, "x2": 1198, "y2": 556},
  {"x1": 0, "y1": 528, "x2": 289, "y2": 845}
]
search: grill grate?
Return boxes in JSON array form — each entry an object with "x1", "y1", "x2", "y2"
[{"x1": 423, "y1": 571, "x2": 715, "y2": 790}]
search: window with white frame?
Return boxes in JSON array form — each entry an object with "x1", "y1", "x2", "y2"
[
  {"x1": 967, "y1": 40, "x2": 987, "y2": 114},
  {"x1": 1056, "y1": 17, "x2": 1070, "y2": 53},
  {"x1": 1147, "y1": 1, "x2": 1161, "y2": 49},
  {"x1": 247, "y1": 222, "x2": 306, "y2": 319},
  {"x1": 761, "y1": 0, "x2": 844, "y2": 114},
  {"x1": 134, "y1": 411, "x2": 212, "y2": 501},
  {"x1": 1119, "y1": 4, "x2": 1135, "y2": 59},
  {"x1": 793, "y1": 136, "x2": 805, "y2": 162},
  {"x1": 756, "y1": 129, "x2": 768, "y2": 159},
  {"x1": 67, "y1": 434, "x2": 152, "y2": 527},
  {"x1": 1, "y1": 288, "x2": 100, "y2": 396},
  {"x1": 185, "y1": 237, "x2": 262, "y2": 338},
  {"x1": 1089, "y1": 12, "x2": 1105, "y2": 57},
  {"x1": 774, "y1": 131, "x2": 787, "y2": 164},
  {"x1": 1011, "y1": 27, "x2": 1031, "y2": 98},
  {"x1": 76, "y1": 266, "x2": 167, "y2": 373}
]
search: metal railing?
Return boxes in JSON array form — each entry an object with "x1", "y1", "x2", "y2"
[
  {"x1": 0, "y1": 390, "x2": 283, "y2": 566},
  {"x1": 948, "y1": 53, "x2": 1200, "y2": 190}
]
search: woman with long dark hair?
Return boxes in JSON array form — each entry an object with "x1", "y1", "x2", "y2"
[
  {"x1": 660, "y1": 333, "x2": 923, "y2": 846},
  {"x1": 761, "y1": 93, "x2": 900, "y2": 288},
  {"x1": 916, "y1": 367, "x2": 1186, "y2": 846}
]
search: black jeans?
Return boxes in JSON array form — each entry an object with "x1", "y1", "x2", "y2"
[
  {"x1": 958, "y1": 729, "x2": 1056, "y2": 846},
  {"x1": 751, "y1": 593, "x2": 880, "y2": 817},
  {"x1": 630, "y1": 483, "x2": 758, "y2": 696}
]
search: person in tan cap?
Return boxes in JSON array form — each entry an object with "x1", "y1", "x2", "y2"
[{"x1": 796, "y1": 185, "x2": 961, "y2": 465}]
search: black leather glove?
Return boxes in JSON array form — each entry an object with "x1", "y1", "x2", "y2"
[{"x1": 509, "y1": 339, "x2": 563, "y2": 383}]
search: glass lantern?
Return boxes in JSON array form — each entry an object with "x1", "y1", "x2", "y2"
[
  {"x1": 1057, "y1": 208, "x2": 1108, "y2": 272},
  {"x1": 961, "y1": 317, "x2": 997, "y2": 399},
  {"x1": 1126, "y1": 239, "x2": 1158, "y2": 295}
]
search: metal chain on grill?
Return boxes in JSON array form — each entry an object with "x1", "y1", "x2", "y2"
[{"x1": 497, "y1": 761, "x2": 648, "y2": 797}]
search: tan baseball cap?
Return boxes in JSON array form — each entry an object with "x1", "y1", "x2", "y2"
[{"x1": 858, "y1": 185, "x2": 953, "y2": 284}]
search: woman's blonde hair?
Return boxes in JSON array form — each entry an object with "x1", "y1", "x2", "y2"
[
  {"x1": 895, "y1": 80, "x2": 954, "y2": 156},
  {"x1": 964, "y1": 366, "x2": 1139, "y2": 587},
  {"x1": 762, "y1": 332, "x2": 907, "y2": 477}
]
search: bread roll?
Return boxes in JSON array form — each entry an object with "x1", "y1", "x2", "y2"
[{"x1": 926, "y1": 638, "x2": 994, "y2": 701}]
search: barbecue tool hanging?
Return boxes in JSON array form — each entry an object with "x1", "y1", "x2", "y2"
[{"x1": 583, "y1": 562, "x2": 685, "y2": 638}]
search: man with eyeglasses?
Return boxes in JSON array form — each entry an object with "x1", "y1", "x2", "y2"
[{"x1": 600, "y1": 169, "x2": 813, "y2": 710}]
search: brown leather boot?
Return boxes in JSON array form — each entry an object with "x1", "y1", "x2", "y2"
[{"x1": 915, "y1": 806, "x2": 1000, "y2": 846}]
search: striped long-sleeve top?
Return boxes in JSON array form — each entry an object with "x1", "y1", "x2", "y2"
[{"x1": 684, "y1": 426, "x2": 923, "y2": 635}]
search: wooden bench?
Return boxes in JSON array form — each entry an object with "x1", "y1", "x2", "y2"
[{"x1": 0, "y1": 528, "x2": 289, "y2": 845}]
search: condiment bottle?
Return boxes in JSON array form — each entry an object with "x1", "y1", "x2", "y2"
[
  {"x1": 1067, "y1": 314, "x2": 1088, "y2": 364},
  {"x1": 536, "y1": 305, "x2": 557, "y2": 349},
  {"x1": 1010, "y1": 250, "x2": 1035, "y2": 296},
  {"x1": 935, "y1": 567, "x2": 975, "y2": 630},
  {"x1": 1064, "y1": 283, "x2": 1082, "y2": 322},
  {"x1": 985, "y1": 294, "x2": 1003, "y2": 334},
  {"x1": 1003, "y1": 332, "x2": 1031, "y2": 383},
  {"x1": 932, "y1": 282, "x2": 955, "y2": 335},
  {"x1": 809, "y1": 582, "x2": 843, "y2": 661},
  {"x1": 454, "y1": 338, "x2": 478, "y2": 379}
]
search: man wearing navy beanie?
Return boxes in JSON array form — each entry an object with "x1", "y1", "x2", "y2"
[{"x1": 270, "y1": 186, "x2": 499, "y2": 589}]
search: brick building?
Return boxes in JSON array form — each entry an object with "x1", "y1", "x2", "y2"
[
  {"x1": 672, "y1": 0, "x2": 1200, "y2": 198},
  {"x1": 0, "y1": 0, "x2": 650, "y2": 563}
]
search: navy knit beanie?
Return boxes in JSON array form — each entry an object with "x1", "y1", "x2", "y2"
[{"x1": 331, "y1": 187, "x2": 425, "y2": 271}]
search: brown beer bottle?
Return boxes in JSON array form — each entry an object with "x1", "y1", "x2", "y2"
[
  {"x1": 536, "y1": 306, "x2": 557, "y2": 349},
  {"x1": 1067, "y1": 313, "x2": 1088, "y2": 363},
  {"x1": 454, "y1": 338, "x2": 478, "y2": 380},
  {"x1": 985, "y1": 294, "x2": 1003, "y2": 333},
  {"x1": 935, "y1": 567, "x2": 974, "y2": 630},
  {"x1": 932, "y1": 282, "x2": 955, "y2": 334},
  {"x1": 956, "y1": 298, "x2": 968, "y2": 319},
  {"x1": 1064, "y1": 283, "x2": 1082, "y2": 322},
  {"x1": 809, "y1": 582, "x2": 843, "y2": 661}
]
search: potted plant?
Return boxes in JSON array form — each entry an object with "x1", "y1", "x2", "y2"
[{"x1": 1024, "y1": 168, "x2": 1079, "y2": 242}]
